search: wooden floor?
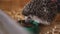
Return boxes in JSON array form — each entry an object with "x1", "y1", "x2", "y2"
[
  {"x1": 0, "y1": 0, "x2": 30, "y2": 20},
  {"x1": 0, "y1": 0, "x2": 60, "y2": 34}
]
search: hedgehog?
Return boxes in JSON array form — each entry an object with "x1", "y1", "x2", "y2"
[{"x1": 22, "y1": 0, "x2": 58, "y2": 25}]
